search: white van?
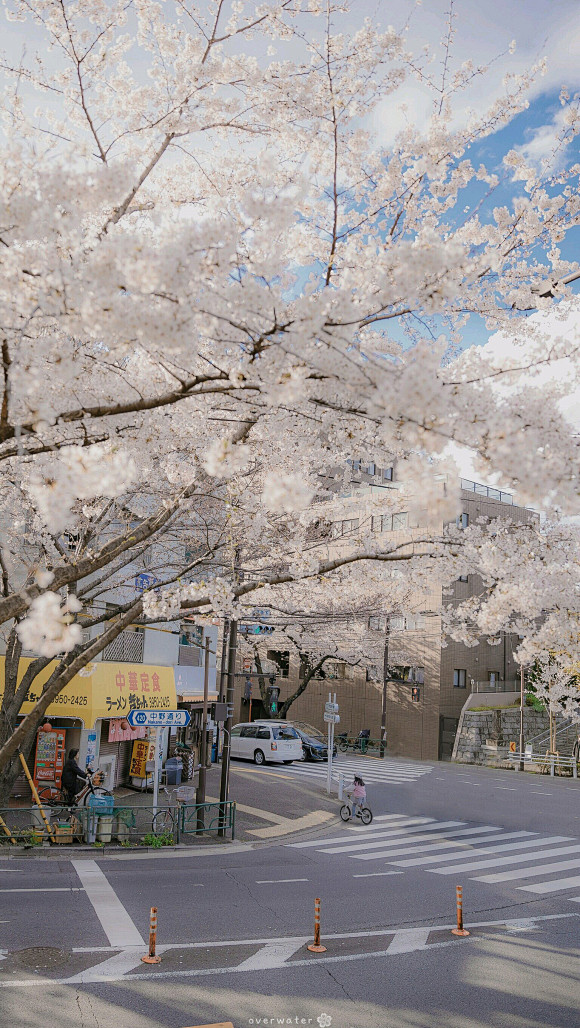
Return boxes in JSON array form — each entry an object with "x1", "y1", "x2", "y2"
[{"x1": 229, "y1": 721, "x2": 303, "y2": 765}]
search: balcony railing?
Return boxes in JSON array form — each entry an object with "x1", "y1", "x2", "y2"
[{"x1": 470, "y1": 680, "x2": 520, "y2": 693}]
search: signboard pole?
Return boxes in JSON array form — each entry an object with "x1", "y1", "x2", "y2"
[
  {"x1": 326, "y1": 692, "x2": 332, "y2": 795},
  {"x1": 218, "y1": 617, "x2": 237, "y2": 836},
  {"x1": 153, "y1": 727, "x2": 164, "y2": 818},
  {"x1": 196, "y1": 636, "x2": 211, "y2": 825}
]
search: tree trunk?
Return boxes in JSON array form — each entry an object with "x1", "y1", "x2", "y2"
[{"x1": 278, "y1": 655, "x2": 332, "y2": 720}]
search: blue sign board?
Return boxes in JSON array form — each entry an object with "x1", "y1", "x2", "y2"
[
  {"x1": 135, "y1": 573, "x2": 159, "y2": 593},
  {"x1": 127, "y1": 709, "x2": 191, "y2": 728}
]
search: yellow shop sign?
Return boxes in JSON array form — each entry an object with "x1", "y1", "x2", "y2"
[{"x1": 0, "y1": 657, "x2": 177, "y2": 729}]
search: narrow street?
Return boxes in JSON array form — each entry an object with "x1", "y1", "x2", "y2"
[{"x1": 2, "y1": 758, "x2": 579, "y2": 1028}]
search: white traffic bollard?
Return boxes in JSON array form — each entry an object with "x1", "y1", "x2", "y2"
[{"x1": 338, "y1": 773, "x2": 344, "y2": 801}]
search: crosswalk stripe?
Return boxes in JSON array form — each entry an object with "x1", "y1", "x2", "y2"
[
  {"x1": 286, "y1": 809, "x2": 580, "y2": 904},
  {"x1": 521, "y1": 881, "x2": 580, "y2": 896},
  {"x1": 316, "y1": 822, "x2": 470, "y2": 855},
  {"x1": 319, "y1": 825, "x2": 504, "y2": 855},
  {"x1": 431, "y1": 844, "x2": 580, "y2": 875},
  {"x1": 474, "y1": 859, "x2": 580, "y2": 884},
  {"x1": 375, "y1": 831, "x2": 534, "y2": 862},
  {"x1": 393, "y1": 835, "x2": 569, "y2": 867},
  {"x1": 290, "y1": 817, "x2": 435, "y2": 850},
  {"x1": 255, "y1": 757, "x2": 433, "y2": 786}
]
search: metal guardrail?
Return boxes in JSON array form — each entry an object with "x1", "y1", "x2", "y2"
[
  {"x1": 481, "y1": 747, "x2": 578, "y2": 778},
  {"x1": 180, "y1": 801, "x2": 235, "y2": 838},
  {"x1": 0, "y1": 800, "x2": 236, "y2": 847},
  {"x1": 336, "y1": 736, "x2": 382, "y2": 755}
]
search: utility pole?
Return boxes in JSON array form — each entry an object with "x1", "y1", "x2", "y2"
[
  {"x1": 380, "y1": 619, "x2": 390, "y2": 759},
  {"x1": 214, "y1": 616, "x2": 230, "y2": 763},
  {"x1": 519, "y1": 664, "x2": 525, "y2": 771},
  {"x1": 196, "y1": 636, "x2": 211, "y2": 827},
  {"x1": 218, "y1": 617, "x2": 237, "y2": 837}
]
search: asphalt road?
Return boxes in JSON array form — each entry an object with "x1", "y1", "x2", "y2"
[{"x1": 1, "y1": 757, "x2": 580, "y2": 1028}]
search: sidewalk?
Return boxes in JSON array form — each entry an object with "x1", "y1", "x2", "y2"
[{"x1": 3, "y1": 759, "x2": 339, "y2": 854}]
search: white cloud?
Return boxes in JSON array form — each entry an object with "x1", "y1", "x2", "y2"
[
  {"x1": 368, "y1": 0, "x2": 580, "y2": 146},
  {"x1": 516, "y1": 106, "x2": 578, "y2": 172}
]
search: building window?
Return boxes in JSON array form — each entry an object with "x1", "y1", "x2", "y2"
[
  {"x1": 325, "y1": 661, "x2": 346, "y2": 680},
  {"x1": 390, "y1": 665, "x2": 424, "y2": 684},
  {"x1": 331, "y1": 518, "x2": 360, "y2": 538},
  {"x1": 488, "y1": 672, "x2": 501, "y2": 687},
  {"x1": 371, "y1": 512, "x2": 409, "y2": 533},
  {"x1": 368, "y1": 615, "x2": 387, "y2": 631},
  {"x1": 456, "y1": 513, "x2": 469, "y2": 529},
  {"x1": 453, "y1": 669, "x2": 467, "y2": 689},
  {"x1": 267, "y1": 649, "x2": 289, "y2": 678},
  {"x1": 411, "y1": 686, "x2": 421, "y2": 702},
  {"x1": 383, "y1": 467, "x2": 394, "y2": 481},
  {"x1": 458, "y1": 575, "x2": 468, "y2": 583},
  {"x1": 389, "y1": 614, "x2": 426, "y2": 632}
]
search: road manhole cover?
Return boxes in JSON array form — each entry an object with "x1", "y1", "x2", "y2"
[{"x1": 14, "y1": 947, "x2": 69, "y2": 969}]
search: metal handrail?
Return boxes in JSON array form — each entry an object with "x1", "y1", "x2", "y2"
[{"x1": 527, "y1": 716, "x2": 574, "y2": 748}]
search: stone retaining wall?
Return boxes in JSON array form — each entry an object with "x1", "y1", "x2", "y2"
[{"x1": 453, "y1": 708, "x2": 549, "y2": 764}]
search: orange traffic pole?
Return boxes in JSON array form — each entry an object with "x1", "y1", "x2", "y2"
[
  {"x1": 307, "y1": 897, "x2": 327, "y2": 953},
  {"x1": 451, "y1": 885, "x2": 470, "y2": 937},
  {"x1": 142, "y1": 906, "x2": 162, "y2": 964}
]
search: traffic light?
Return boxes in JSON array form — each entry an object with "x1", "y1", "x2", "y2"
[{"x1": 267, "y1": 678, "x2": 280, "y2": 715}]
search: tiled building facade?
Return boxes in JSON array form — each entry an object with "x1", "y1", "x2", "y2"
[{"x1": 231, "y1": 477, "x2": 538, "y2": 762}]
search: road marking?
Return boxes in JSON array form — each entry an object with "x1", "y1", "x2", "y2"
[
  {"x1": 0, "y1": 888, "x2": 84, "y2": 893},
  {"x1": 1, "y1": 913, "x2": 574, "y2": 987},
  {"x1": 235, "y1": 939, "x2": 308, "y2": 971},
  {"x1": 432, "y1": 844, "x2": 580, "y2": 875},
  {"x1": 352, "y1": 871, "x2": 404, "y2": 878},
  {"x1": 255, "y1": 878, "x2": 309, "y2": 884},
  {"x1": 393, "y1": 836, "x2": 570, "y2": 868},
  {"x1": 476, "y1": 859, "x2": 580, "y2": 884},
  {"x1": 370, "y1": 831, "x2": 533, "y2": 862},
  {"x1": 72, "y1": 860, "x2": 144, "y2": 947},
  {"x1": 319, "y1": 824, "x2": 499, "y2": 856},
  {"x1": 290, "y1": 817, "x2": 436, "y2": 849},
  {"x1": 497, "y1": 787, "x2": 516, "y2": 791},
  {"x1": 386, "y1": 928, "x2": 431, "y2": 954},
  {"x1": 64, "y1": 947, "x2": 146, "y2": 984}
]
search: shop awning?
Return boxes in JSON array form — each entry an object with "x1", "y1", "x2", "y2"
[{"x1": 0, "y1": 656, "x2": 177, "y2": 729}]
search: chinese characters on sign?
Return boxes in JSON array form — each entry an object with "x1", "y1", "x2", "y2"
[{"x1": 129, "y1": 739, "x2": 155, "y2": 778}]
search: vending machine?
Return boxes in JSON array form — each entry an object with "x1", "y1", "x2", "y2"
[{"x1": 33, "y1": 728, "x2": 66, "y2": 789}]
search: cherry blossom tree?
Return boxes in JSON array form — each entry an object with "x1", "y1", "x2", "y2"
[{"x1": 0, "y1": 0, "x2": 579, "y2": 786}]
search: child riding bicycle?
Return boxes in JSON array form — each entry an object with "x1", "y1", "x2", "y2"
[{"x1": 346, "y1": 776, "x2": 366, "y2": 818}]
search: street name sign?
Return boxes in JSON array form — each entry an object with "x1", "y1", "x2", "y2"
[
  {"x1": 325, "y1": 701, "x2": 339, "y2": 713},
  {"x1": 323, "y1": 712, "x2": 340, "y2": 724},
  {"x1": 127, "y1": 709, "x2": 191, "y2": 728}
]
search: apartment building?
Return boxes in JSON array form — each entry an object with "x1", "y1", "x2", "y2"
[{"x1": 232, "y1": 471, "x2": 538, "y2": 762}]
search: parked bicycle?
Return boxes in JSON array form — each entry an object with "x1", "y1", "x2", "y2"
[
  {"x1": 151, "y1": 784, "x2": 197, "y2": 835},
  {"x1": 36, "y1": 768, "x2": 110, "y2": 808},
  {"x1": 337, "y1": 729, "x2": 372, "y2": 754},
  {"x1": 339, "y1": 798, "x2": 373, "y2": 825}
]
